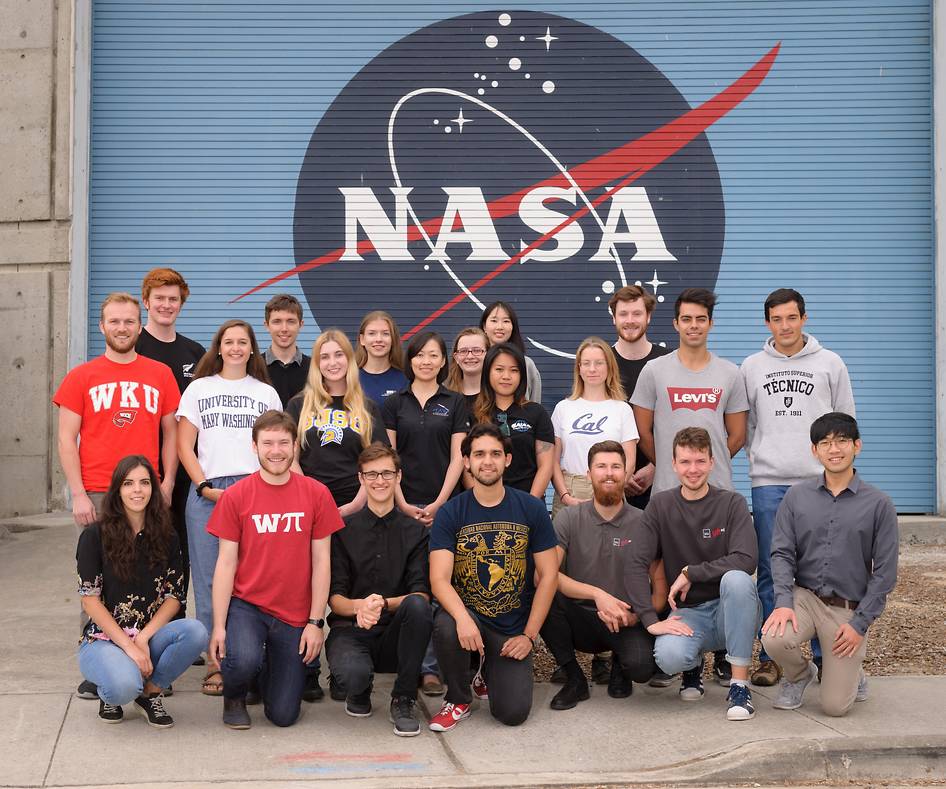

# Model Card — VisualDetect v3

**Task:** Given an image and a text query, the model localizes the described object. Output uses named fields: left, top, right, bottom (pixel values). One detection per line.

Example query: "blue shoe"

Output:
left=726, top=683, right=755, bottom=721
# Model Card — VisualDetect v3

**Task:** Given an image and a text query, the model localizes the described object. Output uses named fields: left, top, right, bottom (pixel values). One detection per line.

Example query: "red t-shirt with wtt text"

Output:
left=207, top=472, right=344, bottom=627
left=52, top=355, right=181, bottom=492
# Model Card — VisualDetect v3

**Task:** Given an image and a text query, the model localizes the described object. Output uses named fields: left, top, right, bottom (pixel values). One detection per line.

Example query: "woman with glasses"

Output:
left=445, top=327, right=489, bottom=408
left=550, top=336, right=638, bottom=518
left=479, top=301, right=542, bottom=404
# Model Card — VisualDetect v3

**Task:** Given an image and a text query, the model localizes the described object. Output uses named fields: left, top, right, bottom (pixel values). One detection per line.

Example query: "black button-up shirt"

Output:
left=771, top=471, right=899, bottom=635
left=328, top=506, right=430, bottom=627
left=264, top=347, right=311, bottom=409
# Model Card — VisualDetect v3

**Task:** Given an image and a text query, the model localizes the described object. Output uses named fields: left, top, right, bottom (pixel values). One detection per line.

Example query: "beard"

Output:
left=471, top=467, right=503, bottom=487
left=592, top=479, right=624, bottom=507
left=259, top=456, right=292, bottom=476
left=617, top=323, right=647, bottom=344
left=104, top=331, right=138, bottom=353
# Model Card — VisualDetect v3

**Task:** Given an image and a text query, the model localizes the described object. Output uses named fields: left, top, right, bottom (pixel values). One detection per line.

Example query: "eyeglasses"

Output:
left=495, top=411, right=510, bottom=437
left=455, top=348, right=486, bottom=357
left=360, top=470, right=397, bottom=480
left=816, top=437, right=854, bottom=450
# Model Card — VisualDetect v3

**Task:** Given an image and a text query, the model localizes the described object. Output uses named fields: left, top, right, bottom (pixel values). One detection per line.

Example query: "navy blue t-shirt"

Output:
left=429, top=487, right=558, bottom=635
left=359, top=367, right=408, bottom=406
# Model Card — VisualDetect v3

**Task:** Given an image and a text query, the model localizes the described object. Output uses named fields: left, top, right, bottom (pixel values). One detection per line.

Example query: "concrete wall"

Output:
left=0, top=0, right=73, bottom=516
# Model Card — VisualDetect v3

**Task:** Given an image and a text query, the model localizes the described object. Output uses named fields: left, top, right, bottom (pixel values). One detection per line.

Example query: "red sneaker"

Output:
left=428, top=701, right=471, bottom=732
left=471, top=669, right=488, bottom=701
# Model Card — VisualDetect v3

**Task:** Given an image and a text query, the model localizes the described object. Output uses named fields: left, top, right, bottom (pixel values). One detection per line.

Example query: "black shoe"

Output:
left=77, top=680, right=98, bottom=700
left=390, top=695, right=421, bottom=737
left=302, top=671, right=324, bottom=703
left=591, top=654, right=611, bottom=685
left=98, top=700, right=123, bottom=723
left=680, top=659, right=705, bottom=701
left=245, top=676, right=261, bottom=706
left=223, top=696, right=251, bottom=729
left=192, top=655, right=206, bottom=667
left=134, top=694, right=174, bottom=728
left=550, top=674, right=590, bottom=710
left=346, top=688, right=372, bottom=717
left=550, top=665, right=567, bottom=684
left=163, top=684, right=173, bottom=697
left=329, top=674, right=346, bottom=701
left=814, top=655, right=823, bottom=683
left=607, top=657, right=632, bottom=699
left=712, top=651, right=732, bottom=686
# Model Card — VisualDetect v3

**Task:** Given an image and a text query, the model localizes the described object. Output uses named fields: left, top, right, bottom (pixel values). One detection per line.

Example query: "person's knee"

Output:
left=222, top=642, right=264, bottom=681
left=720, top=570, right=755, bottom=596
left=400, top=593, right=432, bottom=620
left=335, top=658, right=372, bottom=694
left=616, top=653, right=655, bottom=684
left=178, top=619, right=209, bottom=649
left=98, top=670, right=143, bottom=705
left=761, top=630, right=801, bottom=657
left=492, top=698, right=531, bottom=726
left=654, top=636, right=699, bottom=675
left=821, top=697, right=854, bottom=718
left=265, top=704, right=300, bottom=727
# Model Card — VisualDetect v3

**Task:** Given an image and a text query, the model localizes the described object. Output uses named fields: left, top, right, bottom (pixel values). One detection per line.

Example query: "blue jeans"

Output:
left=221, top=597, right=307, bottom=727
left=653, top=571, right=762, bottom=675
left=752, top=485, right=820, bottom=661
left=78, top=619, right=207, bottom=704
left=185, top=475, right=246, bottom=641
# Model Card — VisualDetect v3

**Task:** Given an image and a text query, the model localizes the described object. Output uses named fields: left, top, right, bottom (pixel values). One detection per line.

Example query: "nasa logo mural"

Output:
left=286, top=10, right=778, bottom=396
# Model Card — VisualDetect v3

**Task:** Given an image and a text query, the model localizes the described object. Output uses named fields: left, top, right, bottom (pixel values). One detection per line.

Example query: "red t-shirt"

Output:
left=206, top=472, right=344, bottom=627
left=52, top=354, right=181, bottom=492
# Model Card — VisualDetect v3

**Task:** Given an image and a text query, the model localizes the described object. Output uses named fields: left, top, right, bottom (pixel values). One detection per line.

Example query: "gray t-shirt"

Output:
left=553, top=500, right=645, bottom=608
left=630, top=351, right=748, bottom=494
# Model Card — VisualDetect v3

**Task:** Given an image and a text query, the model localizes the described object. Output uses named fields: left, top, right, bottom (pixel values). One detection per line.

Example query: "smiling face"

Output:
left=253, top=427, right=296, bottom=476
left=671, top=444, right=714, bottom=493
left=588, top=451, right=625, bottom=506
left=410, top=339, right=445, bottom=383
left=484, top=306, right=513, bottom=345
left=812, top=433, right=861, bottom=476
left=673, top=301, right=713, bottom=350
left=359, top=318, right=393, bottom=361
left=465, top=435, right=511, bottom=487
left=119, top=465, right=153, bottom=515
left=359, top=456, right=400, bottom=508
left=489, top=352, right=521, bottom=399
left=219, top=326, right=252, bottom=369
left=765, top=300, right=808, bottom=356
left=612, top=297, right=651, bottom=344
left=265, top=309, right=303, bottom=352
left=578, top=345, right=608, bottom=387
left=454, top=333, right=488, bottom=375
left=143, top=284, right=183, bottom=328
left=100, top=301, right=142, bottom=353
left=318, top=340, right=348, bottom=387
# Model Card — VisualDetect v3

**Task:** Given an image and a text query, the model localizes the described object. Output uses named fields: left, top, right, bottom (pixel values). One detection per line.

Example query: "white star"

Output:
left=646, top=270, right=667, bottom=294
left=536, top=27, right=558, bottom=51
left=450, top=108, right=473, bottom=134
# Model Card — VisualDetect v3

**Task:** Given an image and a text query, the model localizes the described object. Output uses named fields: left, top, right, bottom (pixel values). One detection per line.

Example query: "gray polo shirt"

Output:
left=553, top=500, right=644, bottom=609
left=771, top=471, right=899, bottom=635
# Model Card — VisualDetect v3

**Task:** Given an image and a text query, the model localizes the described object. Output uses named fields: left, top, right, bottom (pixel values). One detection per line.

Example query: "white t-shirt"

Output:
left=177, top=375, right=282, bottom=479
left=551, top=397, right=639, bottom=474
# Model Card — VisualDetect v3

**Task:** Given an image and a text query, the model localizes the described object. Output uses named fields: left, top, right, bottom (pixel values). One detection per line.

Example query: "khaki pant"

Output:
left=762, top=586, right=867, bottom=717
left=551, top=472, right=594, bottom=520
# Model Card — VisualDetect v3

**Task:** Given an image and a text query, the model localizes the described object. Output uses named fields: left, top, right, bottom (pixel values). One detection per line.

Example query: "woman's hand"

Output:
left=124, top=641, right=153, bottom=678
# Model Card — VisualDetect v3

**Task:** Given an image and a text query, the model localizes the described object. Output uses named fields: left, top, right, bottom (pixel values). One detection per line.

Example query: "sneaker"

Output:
left=726, top=683, right=755, bottom=721
left=607, top=656, right=632, bottom=699
left=390, top=696, right=421, bottom=737
left=428, top=701, right=471, bottom=732
left=591, top=654, right=611, bottom=685
left=163, top=684, right=173, bottom=697
left=223, top=696, right=251, bottom=729
left=856, top=671, right=869, bottom=702
left=98, top=700, right=123, bottom=723
left=648, top=672, right=676, bottom=688
left=712, top=651, right=732, bottom=686
left=550, top=674, right=590, bottom=710
left=550, top=665, right=567, bottom=684
left=77, top=680, right=98, bottom=700
left=345, top=689, right=372, bottom=717
left=192, top=654, right=206, bottom=666
left=329, top=674, right=346, bottom=701
left=814, top=655, right=823, bottom=682
left=302, top=672, right=324, bottom=703
left=421, top=674, right=445, bottom=696
left=680, top=660, right=705, bottom=701
left=134, top=694, right=174, bottom=728
left=751, top=659, right=782, bottom=687
left=773, top=660, right=818, bottom=710
left=471, top=669, right=489, bottom=701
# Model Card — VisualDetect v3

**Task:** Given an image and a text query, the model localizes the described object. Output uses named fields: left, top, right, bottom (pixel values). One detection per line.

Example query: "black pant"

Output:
left=170, top=465, right=190, bottom=618
left=325, top=594, right=432, bottom=700
left=540, top=593, right=657, bottom=683
left=433, top=606, right=533, bottom=726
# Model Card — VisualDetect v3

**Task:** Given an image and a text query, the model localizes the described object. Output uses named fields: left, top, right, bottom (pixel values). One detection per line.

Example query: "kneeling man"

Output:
left=209, top=410, right=344, bottom=728
left=429, top=423, right=559, bottom=730
left=762, top=412, right=897, bottom=717
left=326, top=443, right=433, bottom=736
left=542, top=440, right=666, bottom=710
left=626, top=427, right=761, bottom=721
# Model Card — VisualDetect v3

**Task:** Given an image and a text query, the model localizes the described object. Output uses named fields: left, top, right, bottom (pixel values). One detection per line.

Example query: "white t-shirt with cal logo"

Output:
left=551, top=397, right=639, bottom=475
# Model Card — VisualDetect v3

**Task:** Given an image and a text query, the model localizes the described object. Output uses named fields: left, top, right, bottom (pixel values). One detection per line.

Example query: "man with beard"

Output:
left=208, top=410, right=344, bottom=729
left=428, top=423, right=559, bottom=730
left=540, top=441, right=666, bottom=710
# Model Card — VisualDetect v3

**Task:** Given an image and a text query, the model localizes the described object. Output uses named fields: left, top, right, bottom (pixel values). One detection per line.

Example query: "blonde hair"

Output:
left=297, top=329, right=374, bottom=449
left=568, top=336, right=627, bottom=401
left=99, top=292, right=141, bottom=322
left=355, top=310, right=404, bottom=371
left=445, top=327, right=488, bottom=393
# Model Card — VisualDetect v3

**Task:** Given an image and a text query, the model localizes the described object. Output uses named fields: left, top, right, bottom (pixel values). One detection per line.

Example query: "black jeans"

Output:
left=433, top=606, right=533, bottom=726
left=325, top=594, right=432, bottom=700
left=540, top=593, right=657, bottom=683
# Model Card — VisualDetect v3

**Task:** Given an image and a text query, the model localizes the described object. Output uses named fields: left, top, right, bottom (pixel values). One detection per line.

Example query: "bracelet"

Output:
left=559, top=491, right=570, bottom=501
left=522, top=633, right=536, bottom=648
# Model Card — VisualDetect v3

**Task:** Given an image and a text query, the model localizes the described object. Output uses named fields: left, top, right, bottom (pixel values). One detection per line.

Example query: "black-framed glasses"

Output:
left=495, top=411, right=510, bottom=437
left=360, top=470, right=397, bottom=481
left=455, top=348, right=486, bottom=357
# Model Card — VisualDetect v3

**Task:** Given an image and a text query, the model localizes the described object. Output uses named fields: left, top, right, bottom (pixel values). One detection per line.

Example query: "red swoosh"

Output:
left=232, top=42, right=780, bottom=323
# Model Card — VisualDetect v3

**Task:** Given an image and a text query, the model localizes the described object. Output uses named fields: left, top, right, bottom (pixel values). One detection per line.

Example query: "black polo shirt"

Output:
left=328, top=506, right=430, bottom=628
left=382, top=385, right=469, bottom=505
left=264, top=347, right=311, bottom=409
left=492, top=401, right=554, bottom=493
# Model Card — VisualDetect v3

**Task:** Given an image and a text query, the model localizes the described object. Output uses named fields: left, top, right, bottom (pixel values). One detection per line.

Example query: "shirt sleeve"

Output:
left=162, top=532, right=186, bottom=602
left=534, top=404, right=555, bottom=443
left=329, top=531, right=353, bottom=598
left=849, top=493, right=899, bottom=635
left=76, top=526, right=103, bottom=596
left=367, top=400, right=390, bottom=445
left=686, top=492, right=758, bottom=582
left=53, top=367, right=85, bottom=414
left=629, top=362, right=657, bottom=409
left=159, top=365, right=182, bottom=415
left=402, top=526, right=431, bottom=595
left=285, top=395, right=302, bottom=424
left=206, top=485, right=242, bottom=542
left=176, top=383, right=200, bottom=426
left=552, top=507, right=572, bottom=552
left=381, top=392, right=398, bottom=431
left=311, top=483, right=345, bottom=539
left=619, top=402, right=639, bottom=442
left=551, top=400, right=565, bottom=439
left=451, top=392, right=470, bottom=434
left=624, top=502, right=661, bottom=627
left=429, top=503, right=458, bottom=553
left=770, top=488, right=799, bottom=610
left=525, top=355, right=542, bottom=405
left=724, top=367, right=750, bottom=414
left=528, top=498, right=559, bottom=554
left=266, top=385, right=283, bottom=413
left=832, top=358, right=857, bottom=418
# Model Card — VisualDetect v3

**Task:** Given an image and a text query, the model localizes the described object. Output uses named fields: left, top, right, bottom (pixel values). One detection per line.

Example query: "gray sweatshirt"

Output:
left=740, top=334, right=855, bottom=487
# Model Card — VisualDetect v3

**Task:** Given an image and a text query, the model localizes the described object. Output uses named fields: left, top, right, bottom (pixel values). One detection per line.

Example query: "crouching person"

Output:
left=208, top=410, right=343, bottom=729
left=77, top=456, right=206, bottom=727
left=326, top=443, right=433, bottom=736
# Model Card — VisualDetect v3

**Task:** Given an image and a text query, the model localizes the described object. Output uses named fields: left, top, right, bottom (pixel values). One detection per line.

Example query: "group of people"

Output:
left=55, top=266, right=899, bottom=735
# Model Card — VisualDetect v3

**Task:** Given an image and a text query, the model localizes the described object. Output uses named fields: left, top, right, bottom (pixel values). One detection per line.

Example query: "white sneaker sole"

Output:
left=429, top=709, right=471, bottom=732
left=727, top=707, right=755, bottom=721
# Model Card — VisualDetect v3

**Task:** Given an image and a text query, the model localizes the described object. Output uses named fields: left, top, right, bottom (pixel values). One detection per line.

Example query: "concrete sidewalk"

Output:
left=2, top=521, right=944, bottom=788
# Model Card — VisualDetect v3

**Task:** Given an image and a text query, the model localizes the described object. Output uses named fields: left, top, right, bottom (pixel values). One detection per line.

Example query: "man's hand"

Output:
left=456, top=613, right=484, bottom=655
left=667, top=572, right=692, bottom=610
left=72, top=493, right=96, bottom=527
left=124, top=641, right=153, bottom=677
left=209, top=626, right=227, bottom=664
left=355, top=594, right=384, bottom=630
left=160, top=478, right=174, bottom=506
left=299, top=623, right=324, bottom=663
left=499, top=634, right=533, bottom=661
left=762, top=607, right=798, bottom=638
left=646, top=615, right=694, bottom=637
left=832, top=622, right=864, bottom=658
left=624, top=464, right=656, bottom=496
left=594, top=591, right=633, bottom=633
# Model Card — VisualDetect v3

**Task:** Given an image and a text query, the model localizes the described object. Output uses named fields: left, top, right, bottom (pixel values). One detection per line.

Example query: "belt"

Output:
left=816, top=594, right=859, bottom=610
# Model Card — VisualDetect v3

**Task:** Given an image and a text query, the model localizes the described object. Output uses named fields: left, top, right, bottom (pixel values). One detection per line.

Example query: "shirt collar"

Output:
left=818, top=469, right=861, bottom=495
left=584, top=499, right=629, bottom=528
left=264, top=346, right=304, bottom=366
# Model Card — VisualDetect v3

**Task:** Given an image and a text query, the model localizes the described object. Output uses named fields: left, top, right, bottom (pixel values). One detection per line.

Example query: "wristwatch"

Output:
left=197, top=480, right=214, bottom=497
left=681, top=565, right=690, bottom=579
left=307, top=618, right=325, bottom=628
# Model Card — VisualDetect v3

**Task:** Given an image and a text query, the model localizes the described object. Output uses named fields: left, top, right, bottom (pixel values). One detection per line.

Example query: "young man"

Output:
left=741, top=288, right=856, bottom=686
left=262, top=294, right=310, bottom=408
left=541, top=440, right=665, bottom=711
left=428, top=423, right=559, bottom=730
left=631, top=287, right=749, bottom=685
left=326, top=443, right=433, bottom=736
left=762, top=413, right=897, bottom=717
left=625, top=427, right=761, bottom=722
left=208, top=410, right=343, bottom=729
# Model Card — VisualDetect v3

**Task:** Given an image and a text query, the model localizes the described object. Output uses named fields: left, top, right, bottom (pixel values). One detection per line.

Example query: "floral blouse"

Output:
left=76, top=523, right=185, bottom=644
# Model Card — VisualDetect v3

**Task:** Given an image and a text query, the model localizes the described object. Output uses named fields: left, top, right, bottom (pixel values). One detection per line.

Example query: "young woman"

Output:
left=479, top=300, right=542, bottom=404
left=77, top=455, right=207, bottom=727
left=472, top=342, right=555, bottom=498
left=445, top=327, right=489, bottom=408
left=356, top=310, right=408, bottom=405
left=287, top=329, right=386, bottom=517
left=176, top=319, right=281, bottom=695
left=550, top=336, right=638, bottom=518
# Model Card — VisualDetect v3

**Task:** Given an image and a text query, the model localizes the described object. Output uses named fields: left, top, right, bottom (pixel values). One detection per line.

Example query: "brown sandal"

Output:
left=201, top=669, right=224, bottom=696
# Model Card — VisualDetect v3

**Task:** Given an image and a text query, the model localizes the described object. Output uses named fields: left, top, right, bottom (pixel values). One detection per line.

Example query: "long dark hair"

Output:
left=479, top=301, right=526, bottom=354
left=473, top=342, right=528, bottom=425
left=99, top=456, right=174, bottom=583
left=194, top=319, right=272, bottom=384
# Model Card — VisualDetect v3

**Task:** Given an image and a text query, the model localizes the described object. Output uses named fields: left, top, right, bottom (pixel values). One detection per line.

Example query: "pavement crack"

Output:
left=42, top=693, right=72, bottom=787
